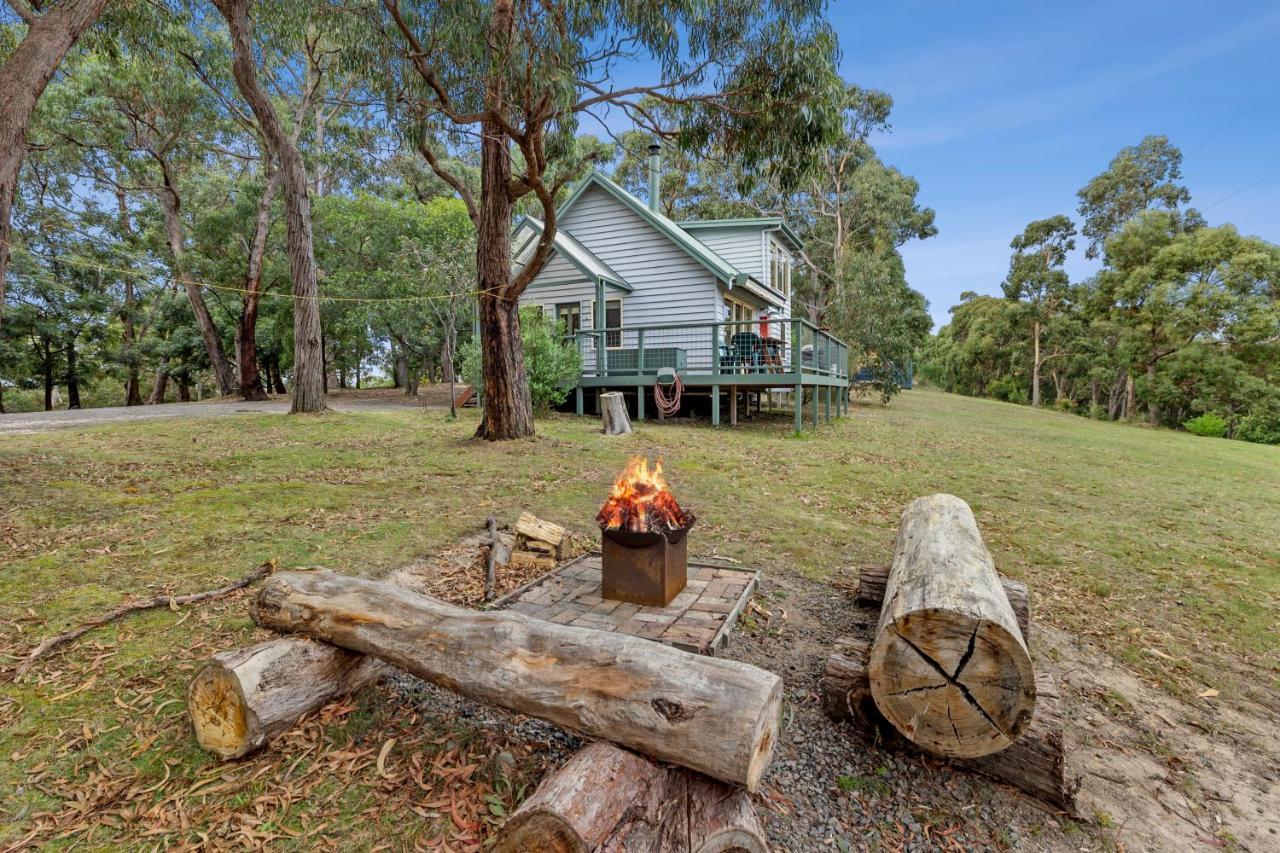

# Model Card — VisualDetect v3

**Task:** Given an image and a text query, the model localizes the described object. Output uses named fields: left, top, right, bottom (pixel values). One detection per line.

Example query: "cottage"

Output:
left=514, top=144, right=848, bottom=429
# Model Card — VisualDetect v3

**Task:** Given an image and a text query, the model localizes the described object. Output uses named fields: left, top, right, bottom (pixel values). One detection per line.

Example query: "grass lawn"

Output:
left=2, top=387, right=1277, bottom=847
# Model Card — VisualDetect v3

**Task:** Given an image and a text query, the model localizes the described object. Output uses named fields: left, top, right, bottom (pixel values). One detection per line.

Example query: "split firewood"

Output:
left=251, top=571, right=782, bottom=789
left=12, top=561, right=274, bottom=682
left=515, top=511, right=567, bottom=558
left=509, top=550, right=557, bottom=574
left=823, top=637, right=1078, bottom=812
left=492, top=741, right=767, bottom=853
left=189, top=637, right=386, bottom=759
left=855, top=562, right=1031, bottom=641
left=869, top=494, right=1036, bottom=759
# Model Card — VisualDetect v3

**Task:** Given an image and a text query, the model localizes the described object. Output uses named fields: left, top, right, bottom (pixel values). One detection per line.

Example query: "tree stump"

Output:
left=251, top=571, right=782, bottom=789
left=601, top=391, right=632, bottom=435
left=492, top=742, right=767, bottom=853
left=869, top=494, right=1036, bottom=759
left=188, top=637, right=386, bottom=759
left=823, top=637, right=1078, bottom=812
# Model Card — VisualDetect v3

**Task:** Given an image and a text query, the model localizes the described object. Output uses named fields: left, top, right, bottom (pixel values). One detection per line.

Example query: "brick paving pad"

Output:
left=490, top=553, right=758, bottom=655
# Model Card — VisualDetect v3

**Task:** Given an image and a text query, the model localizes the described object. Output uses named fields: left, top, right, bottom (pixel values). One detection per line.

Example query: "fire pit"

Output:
left=596, top=456, right=695, bottom=607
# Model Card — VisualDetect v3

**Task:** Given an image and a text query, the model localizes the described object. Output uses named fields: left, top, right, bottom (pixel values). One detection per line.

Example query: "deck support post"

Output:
left=575, top=387, right=583, bottom=416
left=711, top=384, right=720, bottom=426
left=824, top=386, right=831, bottom=423
left=794, top=385, right=803, bottom=432
left=637, top=387, right=645, bottom=421
left=730, top=385, right=738, bottom=427
left=811, top=383, right=819, bottom=429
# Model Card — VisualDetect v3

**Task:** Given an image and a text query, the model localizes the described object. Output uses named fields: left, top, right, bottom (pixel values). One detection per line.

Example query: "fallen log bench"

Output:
left=823, top=637, right=1078, bottom=812
left=869, top=494, right=1036, bottom=759
left=189, top=637, right=386, bottom=759
left=250, top=570, right=783, bottom=790
left=492, top=741, right=767, bottom=853
left=855, top=562, right=1031, bottom=641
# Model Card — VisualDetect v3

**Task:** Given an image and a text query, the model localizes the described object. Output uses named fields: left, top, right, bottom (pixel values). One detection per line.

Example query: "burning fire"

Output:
left=596, top=456, right=689, bottom=533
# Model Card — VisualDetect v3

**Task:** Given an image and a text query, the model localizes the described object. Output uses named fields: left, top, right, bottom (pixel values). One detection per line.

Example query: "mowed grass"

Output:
left=1, top=387, right=1277, bottom=846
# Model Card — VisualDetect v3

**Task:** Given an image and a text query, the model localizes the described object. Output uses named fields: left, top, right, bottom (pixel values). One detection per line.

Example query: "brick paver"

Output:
left=495, top=554, right=757, bottom=655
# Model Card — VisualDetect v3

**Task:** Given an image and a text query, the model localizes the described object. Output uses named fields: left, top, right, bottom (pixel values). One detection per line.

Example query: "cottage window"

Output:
left=724, top=295, right=754, bottom=343
left=555, top=302, right=581, bottom=337
left=590, top=298, right=623, bottom=348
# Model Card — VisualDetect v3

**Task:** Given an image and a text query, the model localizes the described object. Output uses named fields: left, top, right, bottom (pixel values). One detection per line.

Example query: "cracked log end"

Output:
left=189, top=664, right=252, bottom=759
left=870, top=609, right=1036, bottom=758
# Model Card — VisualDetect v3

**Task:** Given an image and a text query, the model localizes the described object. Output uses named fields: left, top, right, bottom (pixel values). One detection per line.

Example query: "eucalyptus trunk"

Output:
left=159, top=185, right=237, bottom=395
left=65, top=335, right=81, bottom=409
left=1146, top=361, right=1160, bottom=426
left=217, top=0, right=325, bottom=413
left=148, top=361, right=170, bottom=404
left=237, top=169, right=279, bottom=402
left=0, top=0, right=110, bottom=322
left=474, top=118, right=534, bottom=440
left=1030, top=319, right=1042, bottom=407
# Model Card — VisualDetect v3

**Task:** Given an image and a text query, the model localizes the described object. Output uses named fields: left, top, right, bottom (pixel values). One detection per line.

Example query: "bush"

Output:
left=459, top=307, right=582, bottom=413
left=1055, top=398, right=1075, bottom=412
left=1183, top=412, right=1228, bottom=438
left=1087, top=403, right=1108, bottom=420
left=988, top=375, right=1028, bottom=405
left=1236, top=412, right=1280, bottom=445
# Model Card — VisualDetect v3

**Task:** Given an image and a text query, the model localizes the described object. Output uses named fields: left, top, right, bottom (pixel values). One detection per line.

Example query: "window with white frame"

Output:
left=589, top=298, right=622, bottom=348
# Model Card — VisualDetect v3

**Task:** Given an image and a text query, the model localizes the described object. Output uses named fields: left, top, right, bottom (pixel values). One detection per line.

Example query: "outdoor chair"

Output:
left=722, top=332, right=762, bottom=373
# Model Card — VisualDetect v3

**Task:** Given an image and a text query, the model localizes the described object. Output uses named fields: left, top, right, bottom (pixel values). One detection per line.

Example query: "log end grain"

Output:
left=870, top=609, right=1036, bottom=758
left=189, top=663, right=252, bottom=759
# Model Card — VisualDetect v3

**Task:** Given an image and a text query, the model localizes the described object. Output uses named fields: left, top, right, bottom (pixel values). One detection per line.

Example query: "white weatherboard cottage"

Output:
left=511, top=144, right=848, bottom=429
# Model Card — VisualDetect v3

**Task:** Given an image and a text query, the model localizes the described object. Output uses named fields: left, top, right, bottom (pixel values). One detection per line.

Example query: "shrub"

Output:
left=1236, top=412, right=1280, bottom=445
left=1055, top=398, right=1075, bottom=412
left=459, top=307, right=582, bottom=413
left=988, top=375, right=1028, bottom=405
left=1183, top=412, right=1228, bottom=438
left=1087, top=403, right=1108, bottom=420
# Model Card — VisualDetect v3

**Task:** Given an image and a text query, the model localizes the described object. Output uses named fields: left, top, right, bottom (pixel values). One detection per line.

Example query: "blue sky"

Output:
left=832, top=0, right=1280, bottom=328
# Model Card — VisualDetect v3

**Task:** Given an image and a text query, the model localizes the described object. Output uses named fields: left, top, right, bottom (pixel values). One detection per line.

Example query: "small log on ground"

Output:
left=823, top=637, right=1078, bottom=812
left=856, top=563, right=1031, bottom=641
left=252, top=571, right=782, bottom=790
left=492, top=742, right=766, bottom=853
left=189, top=637, right=386, bottom=759
left=601, top=391, right=633, bottom=435
left=869, top=494, right=1036, bottom=759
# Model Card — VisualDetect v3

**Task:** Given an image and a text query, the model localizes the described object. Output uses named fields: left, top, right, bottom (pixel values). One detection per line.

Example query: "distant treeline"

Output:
left=919, top=136, right=1279, bottom=445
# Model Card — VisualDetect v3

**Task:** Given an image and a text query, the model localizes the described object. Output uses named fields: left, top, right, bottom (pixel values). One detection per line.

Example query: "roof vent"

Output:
left=648, top=142, right=661, bottom=214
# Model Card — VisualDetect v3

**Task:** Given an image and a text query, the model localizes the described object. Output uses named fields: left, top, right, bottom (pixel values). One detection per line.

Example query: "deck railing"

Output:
left=570, top=318, right=848, bottom=382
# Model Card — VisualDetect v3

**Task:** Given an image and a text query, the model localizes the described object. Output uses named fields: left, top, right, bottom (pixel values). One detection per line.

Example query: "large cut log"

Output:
left=252, top=571, right=782, bottom=789
left=823, top=637, right=1078, bottom=812
left=492, top=742, right=767, bottom=853
left=600, top=391, right=633, bottom=435
left=856, top=563, right=1031, bottom=641
left=188, top=637, right=386, bottom=759
left=869, top=494, right=1036, bottom=759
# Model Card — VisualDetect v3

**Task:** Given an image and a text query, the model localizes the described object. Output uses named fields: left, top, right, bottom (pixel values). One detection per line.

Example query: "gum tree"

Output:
left=371, top=0, right=844, bottom=440
left=1002, top=215, right=1076, bottom=407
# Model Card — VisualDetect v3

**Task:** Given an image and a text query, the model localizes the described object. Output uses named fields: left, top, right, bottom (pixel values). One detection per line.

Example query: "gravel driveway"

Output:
left=0, top=394, right=441, bottom=434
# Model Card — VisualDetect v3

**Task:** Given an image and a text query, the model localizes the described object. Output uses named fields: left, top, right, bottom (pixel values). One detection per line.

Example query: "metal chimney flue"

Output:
left=647, top=142, right=661, bottom=213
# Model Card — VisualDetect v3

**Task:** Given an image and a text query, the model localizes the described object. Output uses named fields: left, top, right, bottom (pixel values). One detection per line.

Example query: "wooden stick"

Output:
left=251, top=570, right=783, bottom=789
left=12, top=561, right=274, bottom=682
left=483, top=515, right=499, bottom=601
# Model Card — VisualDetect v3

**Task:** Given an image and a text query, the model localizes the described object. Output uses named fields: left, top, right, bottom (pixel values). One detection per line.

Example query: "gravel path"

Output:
left=390, top=565, right=1089, bottom=852
left=0, top=392, right=444, bottom=434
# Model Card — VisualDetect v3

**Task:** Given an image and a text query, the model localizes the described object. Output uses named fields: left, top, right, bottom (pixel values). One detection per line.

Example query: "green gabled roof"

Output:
left=512, top=214, right=632, bottom=292
left=557, top=171, right=750, bottom=288
left=678, top=217, right=805, bottom=251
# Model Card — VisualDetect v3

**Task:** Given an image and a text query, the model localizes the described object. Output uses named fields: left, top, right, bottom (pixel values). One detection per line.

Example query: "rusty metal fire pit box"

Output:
left=600, top=517, right=695, bottom=607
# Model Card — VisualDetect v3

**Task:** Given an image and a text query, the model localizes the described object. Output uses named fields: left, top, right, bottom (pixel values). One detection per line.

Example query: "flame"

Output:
left=596, top=456, right=688, bottom=533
